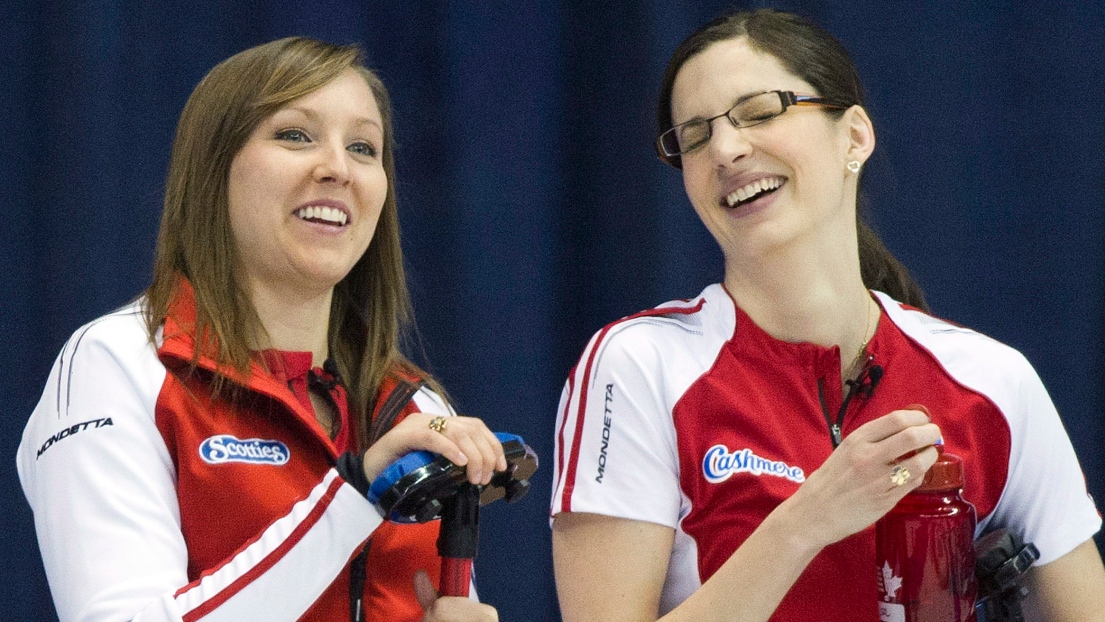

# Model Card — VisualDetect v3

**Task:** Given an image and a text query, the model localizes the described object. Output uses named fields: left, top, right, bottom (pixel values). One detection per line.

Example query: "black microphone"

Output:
left=311, top=358, right=342, bottom=391
left=859, top=364, right=884, bottom=398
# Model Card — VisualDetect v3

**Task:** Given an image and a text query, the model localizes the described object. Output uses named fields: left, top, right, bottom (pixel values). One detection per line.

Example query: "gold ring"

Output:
left=890, top=464, right=911, bottom=487
left=428, top=416, right=448, bottom=434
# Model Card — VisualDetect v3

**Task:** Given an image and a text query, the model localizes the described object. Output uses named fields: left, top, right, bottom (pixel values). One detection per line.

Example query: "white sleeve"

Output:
left=412, top=385, right=457, bottom=417
left=551, top=324, right=683, bottom=528
left=17, top=312, right=383, bottom=622
left=979, top=356, right=1101, bottom=564
left=877, top=294, right=1102, bottom=564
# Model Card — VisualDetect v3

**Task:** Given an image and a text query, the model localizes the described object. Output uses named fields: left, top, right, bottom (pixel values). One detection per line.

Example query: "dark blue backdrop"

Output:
left=3, top=2, right=1102, bottom=620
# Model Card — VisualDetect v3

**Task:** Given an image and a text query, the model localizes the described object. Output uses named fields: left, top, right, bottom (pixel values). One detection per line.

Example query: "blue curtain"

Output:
left=2, top=1, right=1102, bottom=619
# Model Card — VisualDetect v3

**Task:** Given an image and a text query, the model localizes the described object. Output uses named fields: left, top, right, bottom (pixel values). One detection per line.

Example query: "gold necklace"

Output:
left=846, top=297, right=873, bottom=374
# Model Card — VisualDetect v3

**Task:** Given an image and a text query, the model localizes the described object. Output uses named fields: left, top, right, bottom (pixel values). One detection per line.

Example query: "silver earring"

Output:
left=847, top=160, right=862, bottom=174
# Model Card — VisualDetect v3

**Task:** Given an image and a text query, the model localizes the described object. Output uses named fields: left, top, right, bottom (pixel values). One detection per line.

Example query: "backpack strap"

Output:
left=350, top=376, right=425, bottom=622
left=367, top=378, right=424, bottom=445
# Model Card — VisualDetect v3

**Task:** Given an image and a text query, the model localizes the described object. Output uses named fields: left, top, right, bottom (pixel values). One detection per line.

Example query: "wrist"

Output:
left=361, top=445, right=391, bottom=483
left=762, top=496, right=830, bottom=559
left=335, top=451, right=371, bottom=497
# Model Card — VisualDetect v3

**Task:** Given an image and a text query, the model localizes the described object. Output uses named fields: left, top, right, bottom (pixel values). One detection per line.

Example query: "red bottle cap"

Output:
left=917, top=445, right=965, bottom=492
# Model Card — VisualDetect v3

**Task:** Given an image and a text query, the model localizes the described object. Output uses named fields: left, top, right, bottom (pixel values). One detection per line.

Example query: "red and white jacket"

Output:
left=18, top=282, right=455, bottom=621
left=552, top=284, right=1100, bottom=621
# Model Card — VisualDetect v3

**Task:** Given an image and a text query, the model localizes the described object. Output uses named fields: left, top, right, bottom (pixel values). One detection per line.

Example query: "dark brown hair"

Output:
left=145, top=37, right=437, bottom=450
left=657, top=9, right=928, bottom=310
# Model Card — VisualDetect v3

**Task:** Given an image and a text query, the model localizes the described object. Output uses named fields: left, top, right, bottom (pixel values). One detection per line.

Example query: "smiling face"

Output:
left=227, top=68, right=388, bottom=301
left=671, top=37, right=871, bottom=263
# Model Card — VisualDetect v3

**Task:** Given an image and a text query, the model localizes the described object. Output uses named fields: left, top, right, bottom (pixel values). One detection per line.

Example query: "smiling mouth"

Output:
left=295, top=205, right=349, bottom=226
left=724, top=176, right=784, bottom=208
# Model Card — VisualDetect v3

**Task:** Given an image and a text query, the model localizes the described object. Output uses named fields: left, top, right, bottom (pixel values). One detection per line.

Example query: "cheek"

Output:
left=226, top=156, right=277, bottom=253
left=681, top=160, right=712, bottom=205
left=227, top=153, right=268, bottom=223
left=226, top=198, right=261, bottom=259
left=359, top=168, right=389, bottom=217
left=681, top=169, right=723, bottom=233
left=226, top=179, right=251, bottom=240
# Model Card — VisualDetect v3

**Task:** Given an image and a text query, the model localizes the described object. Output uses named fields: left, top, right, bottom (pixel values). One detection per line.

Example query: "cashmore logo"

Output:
left=199, top=435, right=290, bottom=466
left=701, top=444, right=805, bottom=484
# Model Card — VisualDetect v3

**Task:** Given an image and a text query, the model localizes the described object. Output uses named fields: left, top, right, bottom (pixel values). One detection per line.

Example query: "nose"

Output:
left=313, top=143, right=350, bottom=185
left=708, top=119, right=753, bottom=167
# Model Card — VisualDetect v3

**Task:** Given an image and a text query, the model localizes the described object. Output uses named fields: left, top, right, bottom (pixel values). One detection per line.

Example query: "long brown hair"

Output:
left=657, top=9, right=929, bottom=310
left=145, top=37, right=436, bottom=450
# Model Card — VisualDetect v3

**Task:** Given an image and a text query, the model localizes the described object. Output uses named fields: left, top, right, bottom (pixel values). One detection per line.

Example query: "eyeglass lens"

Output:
left=664, top=91, right=786, bottom=156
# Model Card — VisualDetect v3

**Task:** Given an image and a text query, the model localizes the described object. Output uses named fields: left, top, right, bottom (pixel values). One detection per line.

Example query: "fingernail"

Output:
left=905, top=403, right=931, bottom=419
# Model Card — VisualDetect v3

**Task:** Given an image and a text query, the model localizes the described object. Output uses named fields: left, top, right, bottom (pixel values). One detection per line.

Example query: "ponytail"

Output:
left=858, top=219, right=929, bottom=312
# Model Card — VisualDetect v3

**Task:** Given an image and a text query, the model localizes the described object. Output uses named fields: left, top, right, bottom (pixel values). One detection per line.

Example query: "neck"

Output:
left=246, top=280, right=334, bottom=367
left=723, top=229, right=877, bottom=378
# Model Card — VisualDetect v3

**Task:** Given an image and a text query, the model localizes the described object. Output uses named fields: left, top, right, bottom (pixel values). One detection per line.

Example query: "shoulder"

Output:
left=581, top=284, right=734, bottom=376
left=31, top=300, right=165, bottom=421
left=56, top=300, right=160, bottom=371
left=19, top=300, right=171, bottom=496
left=558, top=285, right=736, bottom=425
left=62, top=300, right=154, bottom=352
left=878, top=293, right=1030, bottom=367
left=875, top=292, right=1039, bottom=399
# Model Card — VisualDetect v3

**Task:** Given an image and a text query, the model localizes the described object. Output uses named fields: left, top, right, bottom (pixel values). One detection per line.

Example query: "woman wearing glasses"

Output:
left=551, top=9, right=1105, bottom=621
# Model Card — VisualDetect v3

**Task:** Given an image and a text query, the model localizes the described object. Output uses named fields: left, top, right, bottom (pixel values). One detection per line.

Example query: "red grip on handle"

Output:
left=439, top=556, right=472, bottom=597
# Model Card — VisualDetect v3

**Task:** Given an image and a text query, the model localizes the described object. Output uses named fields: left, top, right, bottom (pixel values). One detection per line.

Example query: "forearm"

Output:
left=554, top=508, right=824, bottom=622
left=1023, top=539, right=1105, bottom=622
left=32, top=460, right=380, bottom=622
left=18, top=330, right=383, bottom=621
left=660, top=504, right=822, bottom=622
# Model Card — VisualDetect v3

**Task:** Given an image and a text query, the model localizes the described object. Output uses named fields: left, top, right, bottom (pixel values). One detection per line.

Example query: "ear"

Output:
left=843, top=105, right=876, bottom=166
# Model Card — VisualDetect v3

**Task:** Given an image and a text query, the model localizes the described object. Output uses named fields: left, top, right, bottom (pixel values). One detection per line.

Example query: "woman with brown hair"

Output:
left=19, top=37, right=501, bottom=622
left=551, top=8, right=1105, bottom=622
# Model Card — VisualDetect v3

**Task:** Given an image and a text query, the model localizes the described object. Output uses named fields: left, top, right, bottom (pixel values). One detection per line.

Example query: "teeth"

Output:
left=725, top=177, right=783, bottom=207
left=295, top=205, right=348, bottom=225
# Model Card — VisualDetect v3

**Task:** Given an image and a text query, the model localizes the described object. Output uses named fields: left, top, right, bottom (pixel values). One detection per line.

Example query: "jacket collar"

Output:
left=157, top=278, right=339, bottom=455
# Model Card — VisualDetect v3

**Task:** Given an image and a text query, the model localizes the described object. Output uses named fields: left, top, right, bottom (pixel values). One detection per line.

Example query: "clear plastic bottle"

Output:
left=876, top=446, right=978, bottom=622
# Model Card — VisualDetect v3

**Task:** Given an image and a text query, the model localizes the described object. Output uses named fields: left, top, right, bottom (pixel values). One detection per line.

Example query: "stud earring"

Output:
left=847, top=160, right=862, bottom=174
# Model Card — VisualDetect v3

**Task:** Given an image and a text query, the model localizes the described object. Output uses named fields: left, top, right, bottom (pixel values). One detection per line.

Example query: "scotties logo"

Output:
left=199, top=435, right=290, bottom=466
left=702, top=444, right=805, bottom=484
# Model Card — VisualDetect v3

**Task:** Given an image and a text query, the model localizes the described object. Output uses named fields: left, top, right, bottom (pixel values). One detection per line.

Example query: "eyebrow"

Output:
left=277, top=106, right=382, bottom=131
left=676, top=89, right=770, bottom=125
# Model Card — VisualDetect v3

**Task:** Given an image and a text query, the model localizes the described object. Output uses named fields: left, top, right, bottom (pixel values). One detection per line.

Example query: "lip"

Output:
left=292, top=199, right=352, bottom=225
left=716, top=172, right=787, bottom=209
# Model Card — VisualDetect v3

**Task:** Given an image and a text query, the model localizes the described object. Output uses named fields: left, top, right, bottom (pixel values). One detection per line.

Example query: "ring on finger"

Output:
left=428, top=416, right=448, bottom=434
left=890, top=464, right=911, bottom=487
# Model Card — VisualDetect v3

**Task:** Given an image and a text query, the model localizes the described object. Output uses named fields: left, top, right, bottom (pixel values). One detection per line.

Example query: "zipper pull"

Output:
left=349, top=544, right=369, bottom=622
left=830, top=424, right=843, bottom=448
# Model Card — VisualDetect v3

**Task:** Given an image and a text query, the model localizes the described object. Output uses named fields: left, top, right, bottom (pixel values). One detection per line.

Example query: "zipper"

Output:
left=349, top=542, right=369, bottom=622
left=820, top=355, right=876, bottom=449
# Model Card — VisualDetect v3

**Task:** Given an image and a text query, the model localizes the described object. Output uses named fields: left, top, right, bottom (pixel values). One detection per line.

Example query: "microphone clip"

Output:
left=856, top=363, right=884, bottom=398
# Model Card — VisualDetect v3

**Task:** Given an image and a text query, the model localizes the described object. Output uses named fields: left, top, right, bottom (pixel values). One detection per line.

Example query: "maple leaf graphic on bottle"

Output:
left=879, top=561, right=903, bottom=600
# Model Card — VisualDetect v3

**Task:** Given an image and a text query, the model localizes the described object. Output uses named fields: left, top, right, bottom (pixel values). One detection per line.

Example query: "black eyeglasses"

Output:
left=656, top=90, right=849, bottom=168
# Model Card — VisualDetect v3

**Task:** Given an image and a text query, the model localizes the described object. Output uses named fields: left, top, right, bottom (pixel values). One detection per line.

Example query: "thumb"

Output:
left=413, top=568, right=438, bottom=612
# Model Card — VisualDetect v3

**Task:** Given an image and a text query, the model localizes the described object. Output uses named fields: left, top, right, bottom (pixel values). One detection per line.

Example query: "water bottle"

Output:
left=876, top=445, right=978, bottom=621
